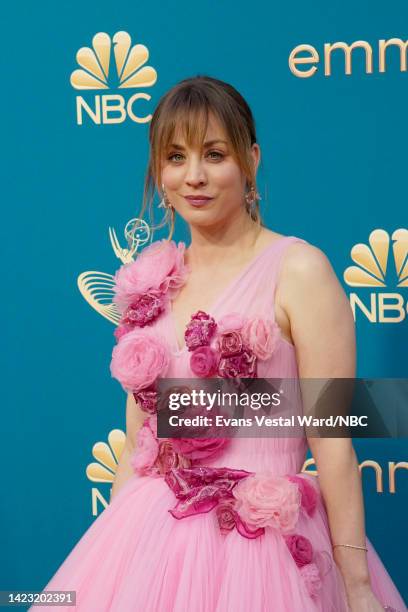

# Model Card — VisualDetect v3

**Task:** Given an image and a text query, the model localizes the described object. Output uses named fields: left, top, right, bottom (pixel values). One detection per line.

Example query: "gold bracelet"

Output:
left=332, top=543, right=368, bottom=551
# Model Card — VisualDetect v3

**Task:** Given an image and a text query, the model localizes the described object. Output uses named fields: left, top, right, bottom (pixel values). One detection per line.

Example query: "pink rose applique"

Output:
left=287, top=474, right=318, bottom=517
left=284, top=534, right=314, bottom=567
left=123, top=291, right=167, bottom=328
left=241, top=316, right=281, bottom=360
left=218, top=330, right=244, bottom=357
left=171, top=437, right=229, bottom=461
left=130, top=416, right=159, bottom=476
left=155, top=440, right=192, bottom=475
left=216, top=498, right=237, bottom=535
left=232, top=473, right=301, bottom=533
left=299, top=562, right=322, bottom=599
left=184, top=311, right=217, bottom=350
left=190, top=346, right=219, bottom=377
left=110, top=329, right=170, bottom=393
left=218, top=349, right=257, bottom=378
left=133, top=386, right=157, bottom=414
left=113, top=240, right=189, bottom=312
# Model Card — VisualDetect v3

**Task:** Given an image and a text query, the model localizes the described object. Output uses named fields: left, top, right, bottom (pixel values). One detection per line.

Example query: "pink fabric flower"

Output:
left=133, top=387, right=157, bottom=414
left=218, top=349, right=257, bottom=378
left=299, top=562, right=322, bottom=599
left=216, top=498, right=237, bottom=535
left=130, top=416, right=159, bottom=476
left=155, top=440, right=192, bottom=475
left=110, top=329, right=170, bottom=393
left=184, top=311, right=217, bottom=350
left=287, top=475, right=318, bottom=517
left=217, top=313, right=246, bottom=333
left=218, top=331, right=244, bottom=357
left=171, top=437, right=229, bottom=461
left=113, top=240, right=189, bottom=312
left=232, top=473, right=301, bottom=533
left=241, top=316, right=281, bottom=360
left=285, top=534, right=314, bottom=567
left=190, top=346, right=218, bottom=377
left=123, top=291, right=167, bottom=327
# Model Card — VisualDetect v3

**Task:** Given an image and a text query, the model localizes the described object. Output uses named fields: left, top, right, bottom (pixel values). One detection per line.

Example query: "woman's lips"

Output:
left=184, top=196, right=214, bottom=207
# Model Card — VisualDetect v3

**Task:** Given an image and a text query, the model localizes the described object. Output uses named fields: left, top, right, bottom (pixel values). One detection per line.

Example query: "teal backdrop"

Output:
left=2, top=0, right=407, bottom=606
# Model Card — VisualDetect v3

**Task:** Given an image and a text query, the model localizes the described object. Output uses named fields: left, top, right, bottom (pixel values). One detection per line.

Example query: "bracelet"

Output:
left=332, top=543, right=368, bottom=551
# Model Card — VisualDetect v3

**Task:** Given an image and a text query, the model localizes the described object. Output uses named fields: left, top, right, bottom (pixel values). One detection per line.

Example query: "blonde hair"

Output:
left=139, top=75, right=263, bottom=241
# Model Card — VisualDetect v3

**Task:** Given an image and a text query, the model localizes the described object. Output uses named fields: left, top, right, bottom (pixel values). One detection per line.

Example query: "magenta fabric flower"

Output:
left=218, top=349, right=257, bottom=378
left=241, top=316, right=281, bottom=360
left=123, top=291, right=167, bottom=328
left=218, top=331, right=244, bottom=357
left=288, top=475, right=318, bottom=517
left=113, top=240, right=189, bottom=312
left=190, top=346, right=219, bottom=377
left=232, top=473, right=301, bottom=533
left=217, top=313, right=246, bottom=333
left=171, top=437, right=229, bottom=461
left=299, top=562, right=322, bottom=598
left=130, top=416, right=159, bottom=476
left=155, top=440, right=192, bottom=475
left=184, top=311, right=217, bottom=350
left=110, top=329, right=170, bottom=393
left=285, top=534, right=314, bottom=567
left=216, top=498, right=237, bottom=535
left=133, top=387, right=158, bottom=414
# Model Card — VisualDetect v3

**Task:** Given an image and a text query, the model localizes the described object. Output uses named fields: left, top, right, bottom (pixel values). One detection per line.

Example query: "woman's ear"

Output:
left=251, top=143, right=261, bottom=173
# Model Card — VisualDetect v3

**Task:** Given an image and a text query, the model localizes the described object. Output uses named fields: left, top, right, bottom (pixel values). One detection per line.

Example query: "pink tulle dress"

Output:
left=30, top=236, right=407, bottom=612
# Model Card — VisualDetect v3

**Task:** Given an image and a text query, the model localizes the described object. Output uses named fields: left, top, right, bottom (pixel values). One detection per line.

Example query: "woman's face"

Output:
left=160, top=113, right=260, bottom=228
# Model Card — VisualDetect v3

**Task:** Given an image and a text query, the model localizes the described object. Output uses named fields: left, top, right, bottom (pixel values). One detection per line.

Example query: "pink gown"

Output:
left=31, top=236, right=407, bottom=612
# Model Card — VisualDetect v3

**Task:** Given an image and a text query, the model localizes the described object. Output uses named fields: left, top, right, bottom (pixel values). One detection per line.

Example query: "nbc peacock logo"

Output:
left=343, top=228, right=408, bottom=323
left=86, top=429, right=126, bottom=515
left=70, top=31, right=158, bottom=126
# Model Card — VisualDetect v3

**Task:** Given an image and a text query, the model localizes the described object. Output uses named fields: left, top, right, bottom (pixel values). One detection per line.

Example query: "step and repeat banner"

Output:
left=2, top=0, right=407, bottom=604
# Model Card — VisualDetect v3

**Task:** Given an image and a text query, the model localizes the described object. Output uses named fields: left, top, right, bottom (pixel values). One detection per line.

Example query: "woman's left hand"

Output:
left=347, top=583, right=390, bottom=611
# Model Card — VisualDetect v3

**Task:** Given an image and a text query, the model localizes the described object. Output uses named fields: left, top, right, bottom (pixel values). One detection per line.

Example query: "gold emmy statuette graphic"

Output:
left=77, top=218, right=150, bottom=324
left=344, top=228, right=408, bottom=288
left=70, top=31, right=157, bottom=90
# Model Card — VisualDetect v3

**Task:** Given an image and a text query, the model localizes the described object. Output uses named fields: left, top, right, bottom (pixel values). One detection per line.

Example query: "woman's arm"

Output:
left=110, top=393, right=146, bottom=502
left=277, top=243, right=384, bottom=611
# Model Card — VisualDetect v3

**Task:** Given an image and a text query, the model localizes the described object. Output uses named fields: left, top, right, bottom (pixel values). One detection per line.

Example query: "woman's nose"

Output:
left=184, top=159, right=207, bottom=186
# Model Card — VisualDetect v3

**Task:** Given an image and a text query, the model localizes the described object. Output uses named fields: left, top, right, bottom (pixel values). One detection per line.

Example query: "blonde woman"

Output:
left=31, top=76, right=406, bottom=612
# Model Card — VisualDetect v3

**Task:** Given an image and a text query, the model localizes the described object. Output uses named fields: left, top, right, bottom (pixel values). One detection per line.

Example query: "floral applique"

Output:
left=185, top=310, right=281, bottom=380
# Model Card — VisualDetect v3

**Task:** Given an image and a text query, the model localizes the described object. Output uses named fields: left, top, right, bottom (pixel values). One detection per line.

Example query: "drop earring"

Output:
left=244, top=183, right=262, bottom=210
left=158, top=183, right=172, bottom=209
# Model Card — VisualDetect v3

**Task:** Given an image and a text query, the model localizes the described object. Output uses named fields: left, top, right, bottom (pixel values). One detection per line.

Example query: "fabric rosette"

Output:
left=112, top=240, right=189, bottom=340
left=170, top=437, right=230, bottom=461
left=110, top=328, right=170, bottom=393
left=131, top=416, right=192, bottom=477
left=184, top=311, right=217, bottom=351
left=232, top=472, right=301, bottom=533
left=113, top=240, right=189, bottom=312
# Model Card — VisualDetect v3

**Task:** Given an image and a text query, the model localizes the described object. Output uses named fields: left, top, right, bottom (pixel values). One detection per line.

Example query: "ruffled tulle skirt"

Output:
left=29, top=471, right=407, bottom=612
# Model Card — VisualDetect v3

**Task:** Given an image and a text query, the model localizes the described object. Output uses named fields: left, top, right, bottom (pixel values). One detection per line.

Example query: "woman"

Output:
left=31, top=76, right=406, bottom=611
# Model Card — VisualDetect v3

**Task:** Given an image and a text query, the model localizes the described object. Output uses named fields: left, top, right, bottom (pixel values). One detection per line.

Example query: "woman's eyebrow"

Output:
left=168, top=139, right=228, bottom=150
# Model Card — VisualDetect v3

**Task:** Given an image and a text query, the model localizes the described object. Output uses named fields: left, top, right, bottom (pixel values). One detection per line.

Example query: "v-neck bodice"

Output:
left=154, top=235, right=306, bottom=378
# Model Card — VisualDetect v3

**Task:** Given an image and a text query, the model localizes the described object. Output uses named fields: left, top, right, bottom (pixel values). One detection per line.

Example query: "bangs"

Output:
left=158, top=99, right=211, bottom=155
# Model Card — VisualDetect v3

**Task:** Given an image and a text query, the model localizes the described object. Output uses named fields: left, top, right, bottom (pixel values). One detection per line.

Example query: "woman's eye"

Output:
left=168, top=153, right=184, bottom=162
left=207, top=150, right=224, bottom=160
